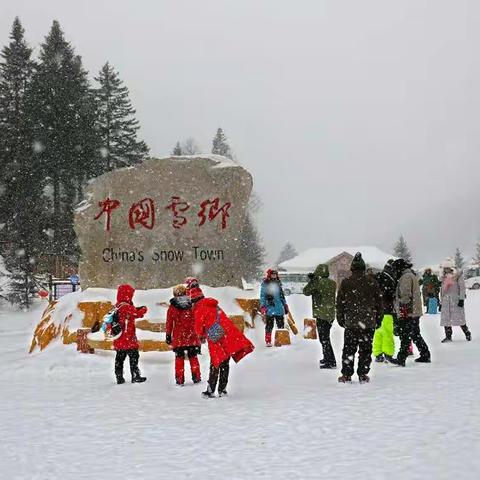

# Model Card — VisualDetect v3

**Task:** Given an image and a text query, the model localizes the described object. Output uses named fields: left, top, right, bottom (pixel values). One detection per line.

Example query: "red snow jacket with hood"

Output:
left=166, top=295, right=200, bottom=349
left=113, top=284, right=147, bottom=351
left=193, top=297, right=254, bottom=368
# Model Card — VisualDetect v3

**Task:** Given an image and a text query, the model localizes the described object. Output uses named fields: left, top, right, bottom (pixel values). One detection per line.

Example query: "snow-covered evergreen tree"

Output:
left=474, top=240, right=480, bottom=265
left=94, top=62, right=148, bottom=170
left=27, top=21, right=100, bottom=255
left=393, top=234, right=413, bottom=263
left=454, top=247, right=465, bottom=270
left=172, top=141, right=183, bottom=156
left=276, top=242, right=298, bottom=266
left=212, top=127, right=232, bottom=158
left=0, top=17, right=47, bottom=308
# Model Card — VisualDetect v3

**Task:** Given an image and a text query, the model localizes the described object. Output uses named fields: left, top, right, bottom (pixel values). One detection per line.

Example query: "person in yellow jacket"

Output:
left=372, top=260, right=397, bottom=362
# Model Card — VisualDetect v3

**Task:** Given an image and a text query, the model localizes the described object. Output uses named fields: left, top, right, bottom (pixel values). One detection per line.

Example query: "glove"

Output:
left=307, top=273, right=315, bottom=280
left=165, top=334, right=172, bottom=345
left=399, top=304, right=410, bottom=319
left=284, top=304, right=289, bottom=315
left=438, top=304, right=442, bottom=312
left=458, top=299, right=464, bottom=308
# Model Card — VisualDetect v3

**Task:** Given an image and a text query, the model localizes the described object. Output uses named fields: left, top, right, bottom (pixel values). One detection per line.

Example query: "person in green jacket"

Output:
left=303, top=264, right=337, bottom=369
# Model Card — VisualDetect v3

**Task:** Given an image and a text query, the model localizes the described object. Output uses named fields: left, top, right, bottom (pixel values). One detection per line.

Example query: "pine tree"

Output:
left=276, top=242, right=298, bottom=266
left=94, top=62, right=148, bottom=171
left=236, top=214, right=265, bottom=281
left=172, top=141, right=182, bottom=156
left=454, top=247, right=464, bottom=270
left=211, top=127, right=232, bottom=158
left=27, top=21, right=101, bottom=255
left=393, top=235, right=413, bottom=263
left=0, top=18, right=48, bottom=307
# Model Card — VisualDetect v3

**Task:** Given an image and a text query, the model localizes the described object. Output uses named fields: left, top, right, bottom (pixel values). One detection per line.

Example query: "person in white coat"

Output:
left=440, top=259, right=472, bottom=343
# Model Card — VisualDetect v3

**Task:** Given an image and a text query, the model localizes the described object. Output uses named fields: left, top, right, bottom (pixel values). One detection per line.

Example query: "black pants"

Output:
left=207, top=359, right=230, bottom=393
left=265, top=315, right=285, bottom=333
left=444, top=325, right=470, bottom=339
left=316, top=318, right=336, bottom=366
left=397, top=317, right=430, bottom=363
left=115, top=349, right=140, bottom=378
left=173, top=346, right=201, bottom=358
left=341, top=327, right=375, bottom=377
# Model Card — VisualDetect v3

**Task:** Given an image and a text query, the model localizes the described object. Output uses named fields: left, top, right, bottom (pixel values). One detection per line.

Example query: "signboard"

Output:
left=74, top=156, right=253, bottom=289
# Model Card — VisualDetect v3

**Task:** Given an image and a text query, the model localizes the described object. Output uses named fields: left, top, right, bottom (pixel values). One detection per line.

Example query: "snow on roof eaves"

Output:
left=279, top=246, right=396, bottom=271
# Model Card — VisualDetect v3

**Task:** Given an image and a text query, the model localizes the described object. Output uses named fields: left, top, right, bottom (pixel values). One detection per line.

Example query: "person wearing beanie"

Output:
left=191, top=281, right=254, bottom=398
left=439, top=261, right=471, bottom=342
left=372, top=260, right=398, bottom=363
left=260, top=269, right=289, bottom=347
left=336, top=253, right=383, bottom=383
left=303, top=264, right=337, bottom=369
left=391, top=259, right=431, bottom=366
left=166, top=284, right=202, bottom=385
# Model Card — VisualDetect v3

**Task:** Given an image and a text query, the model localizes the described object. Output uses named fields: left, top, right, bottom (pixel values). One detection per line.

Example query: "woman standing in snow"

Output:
left=187, top=280, right=254, bottom=398
left=439, top=260, right=472, bottom=342
left=260, top=269, right=289, bottom=347
left=166, top=284, right=201, bottom=385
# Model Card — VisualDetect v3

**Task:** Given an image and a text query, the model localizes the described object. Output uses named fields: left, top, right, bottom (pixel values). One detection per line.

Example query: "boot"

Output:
left=465, top=331, right=472, bottom=341
left=358, top=374, right=370, bottom=384
left=218, top=390, right=228, bottom=397
left=384, top=355, right=394, bottom=363
left=189, top=356, right=201, bottom=383
left=375, top=354, right=385, bottom=363
left=175, top=356, right=185, bottom=385
left=338, top=375, right=352, bottom=383
left=320, top=363, right=336, bottom=369
left=390, top=357, right=405, bottom=367
left=202, top=386, right=215, bottom=399
left=441, top=337, right=452, bottom=343
left=131, top=369, right=147, bottom=383
left=442, top=327, right=453, bottom=343
left=319, top=359, right=326, bottom=365
left=265, top=332, right=272, bottom=347
left=116, top=375, right=125, bottom=384
left=414, top=356, right=431, bottom=363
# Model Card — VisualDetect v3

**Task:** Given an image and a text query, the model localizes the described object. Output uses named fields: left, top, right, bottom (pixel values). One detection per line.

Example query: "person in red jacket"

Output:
left=166, top=284, right=201, bottom=385
left=188, top=281, right=254, bottom=398
left=113, top=284, right=148, bottom=384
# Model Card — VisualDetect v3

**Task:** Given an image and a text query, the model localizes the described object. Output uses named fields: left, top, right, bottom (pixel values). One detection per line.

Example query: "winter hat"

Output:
left=266, top=269, right=278, bottom=279
left=173, top=284, right=187, bottom=297
left=185, top=277, right=199, bottom=289
left=441, top=258, right=455, bottom=270
left=350, top=253, right=366, bottom=272
left=188, top=286, right=204, bottom=303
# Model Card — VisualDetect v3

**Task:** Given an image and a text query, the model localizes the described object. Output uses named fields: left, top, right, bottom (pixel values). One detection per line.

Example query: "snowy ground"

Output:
left=1, top=292, right=479, bottom=480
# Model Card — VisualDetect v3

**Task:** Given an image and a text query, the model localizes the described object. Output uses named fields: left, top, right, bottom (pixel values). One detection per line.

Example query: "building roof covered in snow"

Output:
left=279, top=246, right=396, bottom=272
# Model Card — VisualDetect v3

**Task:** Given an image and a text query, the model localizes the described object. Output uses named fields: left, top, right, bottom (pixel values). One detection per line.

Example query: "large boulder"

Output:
left=74, top=155, right=252, bottom=289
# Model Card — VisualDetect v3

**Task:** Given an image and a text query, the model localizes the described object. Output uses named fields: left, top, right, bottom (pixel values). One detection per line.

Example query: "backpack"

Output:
left=102, top=303, right=127, bottom=340
left=206, top=308, right=225, bottom=343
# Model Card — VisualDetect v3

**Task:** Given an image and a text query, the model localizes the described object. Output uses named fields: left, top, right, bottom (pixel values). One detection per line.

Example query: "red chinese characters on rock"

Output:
left=198, top=198, right=232, bottom=230
left=128, top=198, right=155, bottom=230
left=94, top=196, right=232, bottom=231
left=94, top=198, right=121, bottom=231
left=165, top=196, right=190, bottom=229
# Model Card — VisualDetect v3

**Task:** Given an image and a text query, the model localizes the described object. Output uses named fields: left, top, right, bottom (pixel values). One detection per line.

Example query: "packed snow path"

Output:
left=1, top=292, right=479, bottom=480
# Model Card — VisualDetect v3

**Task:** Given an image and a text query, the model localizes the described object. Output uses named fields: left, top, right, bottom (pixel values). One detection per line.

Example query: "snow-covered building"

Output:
left=279, top=246, right=395, bottom=285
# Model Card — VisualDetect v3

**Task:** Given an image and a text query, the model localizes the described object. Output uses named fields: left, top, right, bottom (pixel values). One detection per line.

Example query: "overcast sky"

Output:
left=1, top=0, right=479, bottom=266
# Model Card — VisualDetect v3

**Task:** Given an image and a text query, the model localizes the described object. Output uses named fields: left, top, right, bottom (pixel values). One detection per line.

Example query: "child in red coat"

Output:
left=166, top=284, right=201, bottom=385
left=113, top=284, right=148, bottom=384
left=187, top=280, right=254, bottom=398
